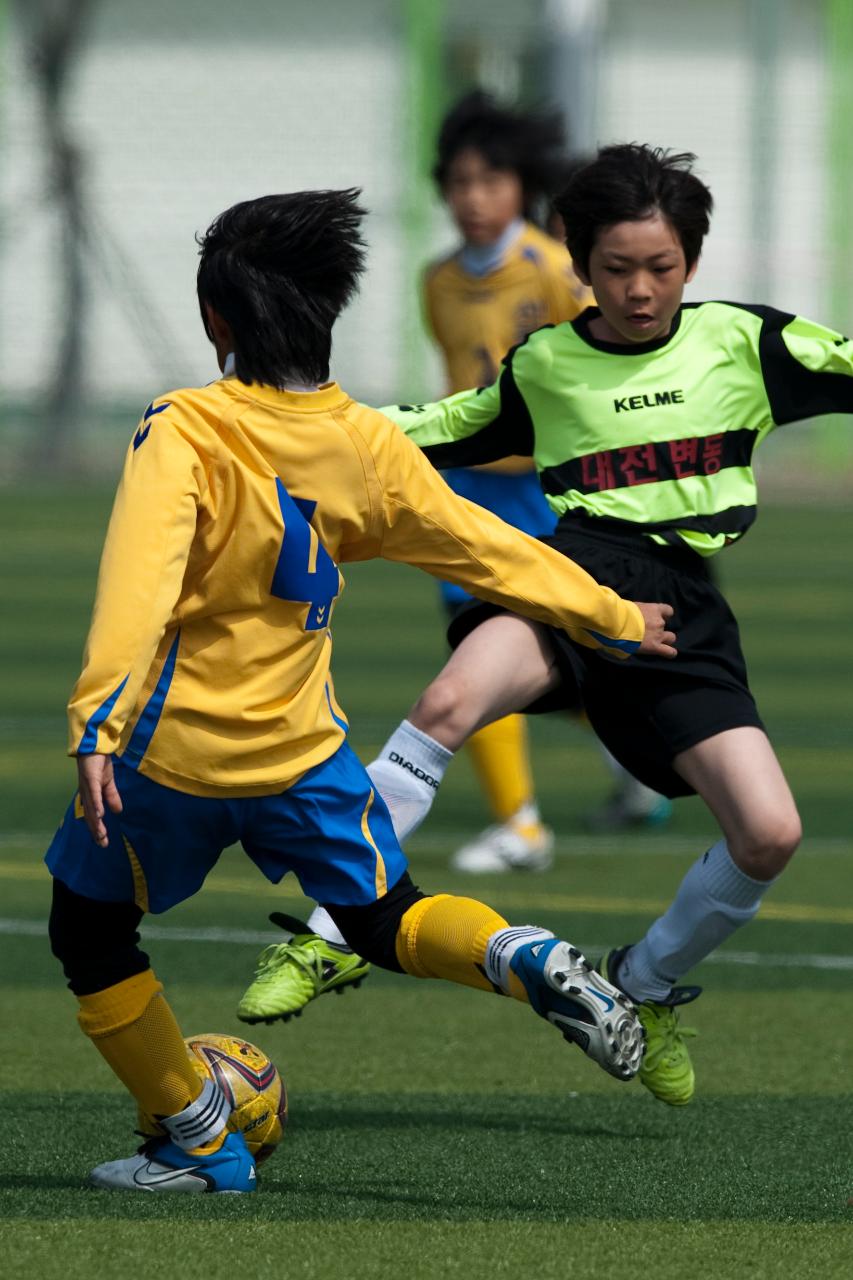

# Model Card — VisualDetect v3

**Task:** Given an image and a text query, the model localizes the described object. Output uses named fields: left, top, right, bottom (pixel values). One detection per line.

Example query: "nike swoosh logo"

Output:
left=133, top=1160, right=205, bottom=1188
left=587, top=987, right=615, bottom=1013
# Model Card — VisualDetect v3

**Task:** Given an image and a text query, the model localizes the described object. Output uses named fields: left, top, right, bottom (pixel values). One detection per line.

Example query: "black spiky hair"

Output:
left=554, top=145, right=713, bottom=274
left=433, top=90, right=568, bottom=215
left=197, top=189, right=367, bottom=387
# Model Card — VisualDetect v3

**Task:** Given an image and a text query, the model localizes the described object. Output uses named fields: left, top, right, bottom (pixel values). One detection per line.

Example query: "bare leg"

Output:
left=367, top=616, right=560, bottom=841
left=618, top=726, right=801, bottom=1003
left=409, top=614, right=560, bottom=749
left=673, top=726, right=801, bottom=879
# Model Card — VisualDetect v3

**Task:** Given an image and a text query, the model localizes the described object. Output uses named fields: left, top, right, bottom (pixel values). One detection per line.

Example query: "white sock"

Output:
left=307, top=905, right=348, bottom=948
left=366, top=719, right=453, bottom=841
left=161, top=1077, right=230, bottom=1151
left=619, top=839, right=774, bottom=1002
left=508, top=800, right=542, bottom=830
left=484, top=925, right=555, bottom=993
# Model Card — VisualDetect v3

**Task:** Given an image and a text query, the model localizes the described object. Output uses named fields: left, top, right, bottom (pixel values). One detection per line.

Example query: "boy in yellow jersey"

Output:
left=234, top=97, right=666, bottom=1028
left=424, top=92, right=586, bottom=875
left=45, top=189, right=676, bottom=1192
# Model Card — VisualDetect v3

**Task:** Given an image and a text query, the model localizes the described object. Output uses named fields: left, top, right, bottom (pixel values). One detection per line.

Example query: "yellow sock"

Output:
left=395, top=894, right=528, bottom=1002
left=466, top=715, right=536, bottom=825
left=76, top=969, right=225, bottom=1152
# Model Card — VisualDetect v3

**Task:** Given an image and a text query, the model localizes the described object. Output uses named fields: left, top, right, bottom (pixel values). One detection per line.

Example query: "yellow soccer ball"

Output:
left=138, top=1033, right=287, bottom=1165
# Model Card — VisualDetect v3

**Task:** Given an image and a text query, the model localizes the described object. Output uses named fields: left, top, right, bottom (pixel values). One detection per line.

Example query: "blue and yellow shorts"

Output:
left=45, top=742, right=407, bottom=914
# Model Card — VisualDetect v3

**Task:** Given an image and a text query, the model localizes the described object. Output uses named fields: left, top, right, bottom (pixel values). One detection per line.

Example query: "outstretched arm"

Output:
left=758, top=309, right=853, bottom=425
left=380, top=360, right=533, bottom=469
left=369, top=416, right=675, bottom=659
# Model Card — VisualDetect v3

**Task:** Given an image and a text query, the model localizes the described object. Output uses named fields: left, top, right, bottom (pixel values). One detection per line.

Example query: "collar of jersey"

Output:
left=458, top=218, right=526, bottom=277
left=571, top=306, right=684, bottom=355
left=220, top=378, right=348, bottom=411
left=443, top=222, right=536, bottom=284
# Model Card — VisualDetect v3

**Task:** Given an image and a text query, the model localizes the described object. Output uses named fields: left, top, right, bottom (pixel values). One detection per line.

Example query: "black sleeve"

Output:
left=417, top=362, right=535, bottom=469
left=752, top=305, right=853, bottom=425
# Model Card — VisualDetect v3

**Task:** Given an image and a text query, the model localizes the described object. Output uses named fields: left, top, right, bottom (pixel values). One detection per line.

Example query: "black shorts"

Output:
left=447, top=517, right=763, bottom=799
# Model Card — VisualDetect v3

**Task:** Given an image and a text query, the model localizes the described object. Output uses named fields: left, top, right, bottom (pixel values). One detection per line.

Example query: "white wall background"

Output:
left=0, top=0, right=836, bottom=429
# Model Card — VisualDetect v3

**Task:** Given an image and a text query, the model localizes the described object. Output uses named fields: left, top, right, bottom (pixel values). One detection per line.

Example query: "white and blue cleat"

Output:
left=510, top=939, right=645, bottom=1081
left=89, top=1131, right=257, bottom=1194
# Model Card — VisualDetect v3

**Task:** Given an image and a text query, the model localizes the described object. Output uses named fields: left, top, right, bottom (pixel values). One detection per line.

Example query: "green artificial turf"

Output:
left=0, top=491, right=851, bottom=1277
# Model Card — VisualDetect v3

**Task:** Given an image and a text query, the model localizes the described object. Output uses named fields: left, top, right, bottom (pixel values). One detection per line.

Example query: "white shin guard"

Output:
left=160, top=1077, right=230, bottom=1151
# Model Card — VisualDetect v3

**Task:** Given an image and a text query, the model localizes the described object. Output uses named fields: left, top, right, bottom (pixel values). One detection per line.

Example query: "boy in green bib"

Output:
left=368, top=143, right=853, bottom=1107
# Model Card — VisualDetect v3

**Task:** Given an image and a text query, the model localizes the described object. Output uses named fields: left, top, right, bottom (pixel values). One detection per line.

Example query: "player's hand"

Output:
left=634, top=602, right=677, bottom=658
left=76, top=753, right=123, bottom=848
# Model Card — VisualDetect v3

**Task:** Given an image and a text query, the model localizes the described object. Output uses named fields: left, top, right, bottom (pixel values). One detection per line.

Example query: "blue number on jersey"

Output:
left=271, top=478, right=340, bottom=630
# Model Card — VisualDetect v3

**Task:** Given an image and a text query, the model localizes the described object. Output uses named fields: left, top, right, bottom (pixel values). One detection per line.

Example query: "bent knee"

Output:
left=731, top=810, right=802, bottom=879
left=410, top=674, right=478, bottom=745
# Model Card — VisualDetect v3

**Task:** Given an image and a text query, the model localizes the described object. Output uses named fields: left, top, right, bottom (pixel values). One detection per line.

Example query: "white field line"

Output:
left=1, top=916, right=852, bottom=973
left=2, top=831, right=853, bottom=857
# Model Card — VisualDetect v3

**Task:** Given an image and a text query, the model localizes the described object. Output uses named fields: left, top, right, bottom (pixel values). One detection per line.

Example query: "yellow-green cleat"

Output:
left=598, top=948, right=699, bottom=1106
left=237, top=913, right=370, bottom=1025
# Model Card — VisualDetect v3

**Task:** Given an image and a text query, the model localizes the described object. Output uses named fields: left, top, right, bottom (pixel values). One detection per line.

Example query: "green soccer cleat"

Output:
left=236, top=913, right=370, bottom=1025
left=598, top=947, right=699, bottom=1106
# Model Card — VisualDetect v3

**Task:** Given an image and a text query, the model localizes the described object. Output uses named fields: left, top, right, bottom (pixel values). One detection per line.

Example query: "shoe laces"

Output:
left=641, top=1002, right=698, bottom=1069
left=250, top=938, right=319, bottom=986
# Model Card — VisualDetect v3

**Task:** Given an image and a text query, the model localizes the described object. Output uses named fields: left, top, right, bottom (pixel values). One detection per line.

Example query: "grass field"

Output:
left=0, top=490, right=851, bottom=1277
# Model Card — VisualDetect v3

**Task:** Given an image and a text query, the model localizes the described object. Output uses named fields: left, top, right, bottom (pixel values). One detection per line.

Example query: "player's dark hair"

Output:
left=433, top=90, right=567, bottom=218
left=197, top=190, right=367, bottom=387
left=554, top=144, right=713, bottom=273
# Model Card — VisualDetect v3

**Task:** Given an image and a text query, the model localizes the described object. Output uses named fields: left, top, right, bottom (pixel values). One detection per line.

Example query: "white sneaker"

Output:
left=451, top=817, right=554, bottom=873
left=89, top=1134, right=256, bottom=1193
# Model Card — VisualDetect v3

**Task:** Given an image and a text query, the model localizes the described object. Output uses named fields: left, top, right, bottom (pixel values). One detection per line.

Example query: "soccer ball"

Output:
left=138, top=1033, right=287, bottom=1165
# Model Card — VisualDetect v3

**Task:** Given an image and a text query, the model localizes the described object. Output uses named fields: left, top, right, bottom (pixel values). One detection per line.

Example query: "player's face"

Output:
left=443, top=147, right=524, bottom=246
left=577, top=213, right=697, bottom=345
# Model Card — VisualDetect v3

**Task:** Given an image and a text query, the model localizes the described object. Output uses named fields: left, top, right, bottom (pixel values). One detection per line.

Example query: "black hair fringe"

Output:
left=196, top=189, right=367, bottom=388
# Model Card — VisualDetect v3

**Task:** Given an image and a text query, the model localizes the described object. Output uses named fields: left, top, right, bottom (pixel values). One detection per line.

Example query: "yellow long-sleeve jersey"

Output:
left=424, top=221, right=592, bottom=394
left=68, top=376, right=644, bottom=797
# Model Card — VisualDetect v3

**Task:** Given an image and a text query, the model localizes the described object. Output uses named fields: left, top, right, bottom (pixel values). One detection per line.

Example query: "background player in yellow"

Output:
left=423, top=91, right=586, bottom=875
left=44, top=188, right=676, bottom=1192
left=424, top=93, right=672, bottom=870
